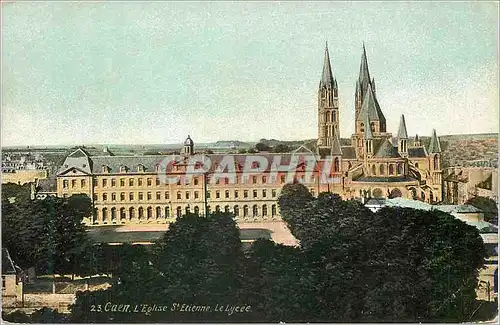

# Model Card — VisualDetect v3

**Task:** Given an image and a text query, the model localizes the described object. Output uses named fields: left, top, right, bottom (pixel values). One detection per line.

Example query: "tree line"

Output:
left=1, top=183, right=495, bottom=323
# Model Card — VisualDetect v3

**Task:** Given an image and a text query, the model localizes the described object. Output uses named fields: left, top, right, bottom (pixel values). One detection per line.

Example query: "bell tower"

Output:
left=317, top=42, right=339, bottom=150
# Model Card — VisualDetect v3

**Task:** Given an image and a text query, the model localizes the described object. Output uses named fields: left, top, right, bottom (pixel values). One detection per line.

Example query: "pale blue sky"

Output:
left=2, top=1, right=498, bottom=146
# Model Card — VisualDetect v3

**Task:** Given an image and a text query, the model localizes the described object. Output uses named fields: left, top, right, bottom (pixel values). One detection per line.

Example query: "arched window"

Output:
left=164, top=206, right=170, bottom=218
left=252, top=205, right=258, bottom=217
left=111, top=208, right=116, bottom=221
left=373, top=188, right=383, bottom=198
left=185, top=206, right=190, bottom=214
left=120, top=208, right=126, bottom=220
left=415, top=162, right=419, bottom=169
left=371, top=164, right=376, bottom=175
left=129, top=207, right=135, bottom=219
left=389, top=164, right=394, bottom=175
left=225, top=205, right=230, bottom=213
left=243, top=205, right=249, bottom=217
left=332, top=111, right=336, bottom=122
left=360, top=123, right=365, bottom=132
left=433, top=155, right=439, bottom=170
left=397, top=163, right=403, bottom=174
left=421, top=192, right=425, bottom=202
left=176, top=206, right=182, bottom=217
left=379, top=164, right=385, bottom=175
left=325, top=112, right=329, bottom=123
left=262, top=205, right=268, bottom=217
left=194, top=206, right=200, bottom=215
left=430, top=192, right=434, bottom=203
left=234, top=205, right=239, bottom=217
left=156, top=207, right=161, bottom=218
left=102, top=208, right=108, bottom=222
left=147, top=207, right=152, bottom=219
left=215, top=205, right=220, bottom=212
left=389, top=188, right=402, bottom=198
left=271, top=204, right=277, bottom=216
left=370, top=122, right=375, bottom=132
left=138, top=207, right=144, bottom=219
left=334, top=157, right=340, bottom=172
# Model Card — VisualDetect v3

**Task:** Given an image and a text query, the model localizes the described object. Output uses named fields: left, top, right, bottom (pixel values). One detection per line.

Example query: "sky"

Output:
left=2, top=1, right=498, bottom=146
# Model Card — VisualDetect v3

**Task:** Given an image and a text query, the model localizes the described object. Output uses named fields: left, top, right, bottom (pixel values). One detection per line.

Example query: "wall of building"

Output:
left=2, top=170, right=48, bottom=185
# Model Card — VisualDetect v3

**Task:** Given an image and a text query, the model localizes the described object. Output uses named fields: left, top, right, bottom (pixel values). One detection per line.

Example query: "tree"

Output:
left=255, top=142, right=271, bottom=152
left=466, top=196, right=498, bottom=223
left=272, top=143, right=291, bottom=153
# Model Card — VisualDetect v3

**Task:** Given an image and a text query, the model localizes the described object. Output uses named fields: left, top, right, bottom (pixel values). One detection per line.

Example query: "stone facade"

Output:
left=55, top=44, right=444, bottom=225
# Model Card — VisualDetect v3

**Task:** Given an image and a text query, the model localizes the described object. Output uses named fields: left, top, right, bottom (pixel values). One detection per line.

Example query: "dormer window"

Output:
left=102, top=165, right=110, bottom=173
left=252, top=162, right=260, bottom=168
left=137, top=164, right=145, bottom=172
left=119, top=165, right=128, bottom=173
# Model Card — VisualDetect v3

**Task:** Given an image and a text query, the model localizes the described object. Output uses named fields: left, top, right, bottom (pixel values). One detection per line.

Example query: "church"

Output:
left=53, top=44, right=443, bottom=225
left=315, top=43, right=443, bottom=203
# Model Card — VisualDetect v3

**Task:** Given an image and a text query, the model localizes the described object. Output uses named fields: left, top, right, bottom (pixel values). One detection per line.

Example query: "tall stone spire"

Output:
left=397, top=114, right=408, bottom=139
left=317, top=42, right=340, bottom=150
left=355, top=43, right=376, bottom=131
left=358, top=42, right=371, bottom=92
left=319, top=41, right=335, bottom=88
left=428, top=129, right=442, bottom=153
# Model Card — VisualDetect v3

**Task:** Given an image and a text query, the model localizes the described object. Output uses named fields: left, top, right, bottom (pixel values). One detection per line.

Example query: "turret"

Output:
left=397, top=114, right=408, bottom=157
left=183, top=135, right=194, bottom=156
left=414, top=134, right=422, bottom=147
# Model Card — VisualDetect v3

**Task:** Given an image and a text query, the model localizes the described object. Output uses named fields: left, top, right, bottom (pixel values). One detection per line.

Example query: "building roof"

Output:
left=184, top=135, right=194, bottom=146
left=397, top=114, right=408, bottom=139
left=428, top=129, right=442, bottom=153
left=358, top=43, right=372, bottom=93
left=353, top=176, right=416, bottom=183
left=408, top=147, right=427, bottom=158
left=2, top=249, right=17, bottom=275
left=434, top=204, right=482, bottom=214
left=37, top=176, right=57, bottom=192
left=319, top=42, right=336, bottom=88
left=341, top=146, right=357, bottom=159
left=374, top=138, right=401, bottom=158
left=364, top=114, right=374, bottom=140
left=358, top=83, right=386, bottom=123
left=331, top=132, right=343, bottom=155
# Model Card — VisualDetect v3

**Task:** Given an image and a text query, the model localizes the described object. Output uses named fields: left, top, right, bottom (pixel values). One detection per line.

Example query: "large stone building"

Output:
left=55, top=44, right=444, bottom=225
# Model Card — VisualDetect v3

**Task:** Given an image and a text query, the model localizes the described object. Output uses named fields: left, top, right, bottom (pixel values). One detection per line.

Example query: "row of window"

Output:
left=63, top=174, right=316, bottom=190
left=98, top=204, right=279, bottom=221
left=96, top=189, right=280, bottom=202
left=370, top=163, right=404, bottom=176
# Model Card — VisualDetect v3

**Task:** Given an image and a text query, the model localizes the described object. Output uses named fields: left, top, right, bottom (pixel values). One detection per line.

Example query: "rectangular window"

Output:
left=103, top=193, right=108, bottom=201
left=206, top=191, right=211, bottom=199
left=225, top=191, right=230, bottom=199
left=103, top=179, right=107, bottom=187
left=111, top=193, right=116, bottom=201
left=194, top=178, right=199, bottom=185
left=272, top=189, right=277, bottom=198
left=120, top=192, right=125, bottom=201
left=244, top=190, right=248, bottom=198
left=280, top=175, right=286, bottom=183
left=253, top=190, right=258, bottom=198
left=224, top=178, right=229, bottom=185
left=71, top=179, right=76, bottom=188
left=234, top=190, right=239, bottom=198
left=194, top=191, right=199, bottom=199
left=156, top=178, right=160, bottom=186
left=177, top=192, right=181, bottom=200
left=111, top=179, right=116, bottom=187
left=120, top=179, right=125, bottom=187
left=147, top=192, right=152, bottom=200
left=139, top=192, right=144, bottom=201
left=216, top=191, right=220, bottom=199
left=129, top=178, right=134, bottom=186
left=156, top=192, right=161, bottom=200
left=262, top=176, right=267, bottom=183
left=263, top=190, right=267, bottom=198
left=138, top=178, right=143, bottom=186
left=165, top=191, right=170, bottom=199
left=129, top=193, right=134, bottom=201
left=63, top=180, right=69, bottom=188
left=252, top=176, right=257, bottom=184
left=147, top=178, right=152, bottom=186
left=81, top=179, right=86, bottom=187
left=186, top=192, right=190, bottom=200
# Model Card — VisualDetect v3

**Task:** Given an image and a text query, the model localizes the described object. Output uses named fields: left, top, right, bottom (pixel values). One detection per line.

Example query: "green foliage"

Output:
left=2, top=182, right=32, bottom=204
left=1, top=194, right=95, bottom=276
left=466, top=196, right=498, bottom=223
left=2, top=310, right=32, bottom=323
left=255, top=142, right=271, bottom=152
left=272, top=143, right=291, bottom=153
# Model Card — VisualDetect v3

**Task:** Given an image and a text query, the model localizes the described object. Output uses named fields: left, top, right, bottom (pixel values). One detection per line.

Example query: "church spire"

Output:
left=428, top=129, right=442, bottom=153
left=320, top=41, right=335, bottom=88
left=397, top=114, right=408, bottom=139
left=358, top=42, right=371, bottom=89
